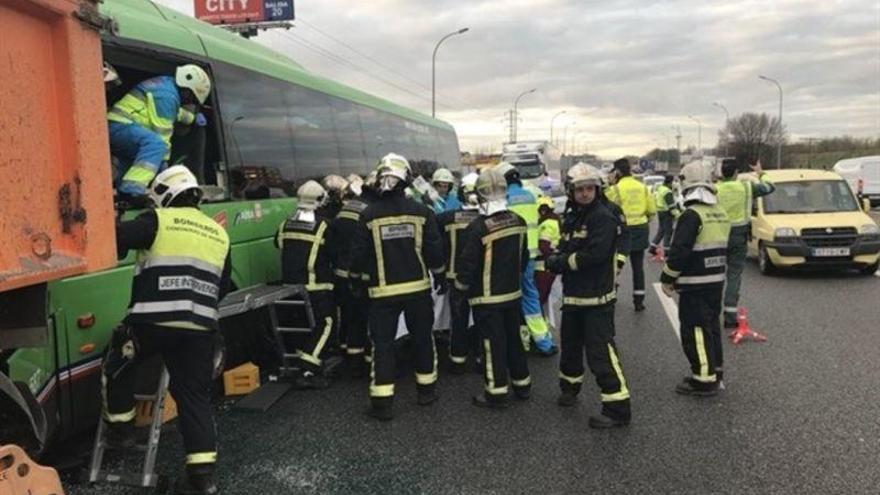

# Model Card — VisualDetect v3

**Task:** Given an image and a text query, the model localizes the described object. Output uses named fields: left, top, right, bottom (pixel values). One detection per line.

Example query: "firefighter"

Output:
left=438, top=173, right=481, bottom=373
left=606, top=158, right=656, bottom=311
left=432, top=167, right=462, bottom=213
left=456, top=167, right=532, bottom=409
left=108, top=65, right=211, bottom=202
left=716, top=157, right=775, bottom=328
left=545, top=163, right=631, bottom=428
left=494, top=162, right=557, bottom=356
left=350, top=153, right=446, bottom=421
left=660, top=162, right=731, bottom=396
left=330, top=176, right=374, bottom=378
left=276, top=180, right=338, bottom=389
left=103, top=165, right=230, bottom=494
left=649, top=174, right=681, bottom=257
left=535, top=195, right=561, bottom=309
left=321, top=174, right=349, bottom=219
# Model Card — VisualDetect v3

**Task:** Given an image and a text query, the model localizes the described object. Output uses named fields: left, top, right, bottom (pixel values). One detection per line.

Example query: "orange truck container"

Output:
left=0, top=0, right=116, bottom=294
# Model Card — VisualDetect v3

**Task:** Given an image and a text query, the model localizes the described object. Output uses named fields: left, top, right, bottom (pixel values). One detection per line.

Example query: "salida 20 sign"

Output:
left=194, top=0, right=294, bottom=25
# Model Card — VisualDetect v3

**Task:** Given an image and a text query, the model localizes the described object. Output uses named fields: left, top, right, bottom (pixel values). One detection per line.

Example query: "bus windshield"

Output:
left=763, top=180, right=859, bottom=214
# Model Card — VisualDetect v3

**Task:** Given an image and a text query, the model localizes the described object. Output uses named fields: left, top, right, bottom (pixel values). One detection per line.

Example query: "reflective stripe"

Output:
left=449, top=355, right=467, bottom=364
left=511, top=376, right=531, bottom=387
left=534, top=260, right=545, bottom=271
left=416, top=335, right=438, bottom=385
left=694, top=326, right=716, bottom=383
left=103, top=408, right=136, bottom=423
left=677, top=273, right=726, bottom=284
left=484, top=339, right=508, bottom=395
left=122, top=163, right=159, bottom=187
left=346, top=347, right=365, bottom=355
left=134, top=255, right=224, bottom=277
left=692, top=241, right=728, bottom=252
left=616, top=253, right=628, bottom=263
left=481, top=226, right=527, bottom=245
left=567, top=253, right=578, bottom=271
left=662, top=264, right=681, bottom=277
left=445, top=223, right=469, bottom=278
left=337, top=210, right=360, bottom=221
left=130, top=301, right=218, bottom=320
left=368, top=279, right=431, bottom=298
left=334, top=268, right=350, bottom=278
left=724, top=306, right=738, bottom=313
left=454, top=281, right=470, bottom=291
left=306, top=222, right=328, bottom=290
left=559, top=373, right=584, bottom=384
left=562, top=290, right=616, bottom=307
left=186, top=452, right=217, bottom=465
left=369, top=348, right=395, bottom=397
left=430, top=265, right=445, bottom=275
left=469, top=290, right=521, bottom=306
left=301, top=316, right=333, bottom=367
left=279, top=232, right=324, bottom=243
left=602, top=344, right=630, bottom=402
left=177, top=107, right=196, bottom=125
left=633, top=290, right=646, bottom=296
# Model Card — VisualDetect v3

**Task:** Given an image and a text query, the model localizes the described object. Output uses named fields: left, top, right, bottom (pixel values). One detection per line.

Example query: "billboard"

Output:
left=194, top=0, right=294, bottom=25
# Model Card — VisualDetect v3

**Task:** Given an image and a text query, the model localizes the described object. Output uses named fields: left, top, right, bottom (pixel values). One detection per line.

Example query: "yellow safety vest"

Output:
left=715, top=179, right=753, bottom=227
left=608, top=176, right=656, bottom=226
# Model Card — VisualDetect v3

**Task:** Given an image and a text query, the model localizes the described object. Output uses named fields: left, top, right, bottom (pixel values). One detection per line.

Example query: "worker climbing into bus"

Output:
left=276, top=180, right=338, bottom=389
left=350, top=153, right=446, bottom=421
left=108, top=64, right=212, bottom=203
left=103, top=165, right=231, bottom=494
left=432, top=167, right=462, bottom=213
left=495, top=162, right=558, bottom=356
left=456, top=167, right=532, bottom=409
left=437, top=172, right=482, bottom=373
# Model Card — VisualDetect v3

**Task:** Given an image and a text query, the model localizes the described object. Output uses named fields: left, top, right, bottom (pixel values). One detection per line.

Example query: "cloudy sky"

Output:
left=155, top=0, right=879, bottom=157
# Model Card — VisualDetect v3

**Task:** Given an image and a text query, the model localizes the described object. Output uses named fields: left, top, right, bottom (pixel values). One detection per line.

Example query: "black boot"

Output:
left=347, top=355, right=368, bottom=379
left=417, top=384, right=439, bottom=406
left=588, top=414, right=630, bottom=429
left=175, top=464, right=218, bottom=495
left=293, top=370, right=331, bottom=390
left=448, top=361, right=468, bottom=375
left=557, top=392, right=578, bottom=407
left=105, top=420, right=140, bottom=449
left=364, top=398, right=393, bottom=421
left=513, top=386, right=531, bottom=401
left=675, top=378, right=718, bottom=397
left=471, top=394, right=508, bottom=410
left=634, top=297, right=646, bottom=312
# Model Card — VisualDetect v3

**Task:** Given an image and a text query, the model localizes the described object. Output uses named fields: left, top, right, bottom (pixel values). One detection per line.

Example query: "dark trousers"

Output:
left=535, top=269, right=556, bottom=307
left=299, top=290, right=335, bottom=372
left=629, top=224, right=649, bottom=303
left=559, top=304, right=631, bottom=420
left=368, top=292, right=436, bottom=404
left=651, top=212, right=675, bottom=250
left=338, top=283, right=370, bottom=359
left=678, top=287, right=724, bottom=388
left=472, top=304, right=530, bottom=403
left=103, top=324, right=216, bottom=465
left=449, top=286, right=479, bottom=365
left=723, top=229, right=749, bottom=327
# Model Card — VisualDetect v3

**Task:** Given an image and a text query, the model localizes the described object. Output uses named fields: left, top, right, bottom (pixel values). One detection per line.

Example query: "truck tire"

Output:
left=758, top=243, right=777, bottom=276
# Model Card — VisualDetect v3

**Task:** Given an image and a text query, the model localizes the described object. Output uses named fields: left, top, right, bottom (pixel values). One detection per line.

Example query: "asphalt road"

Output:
left=65, top=255, right=880, bottom=494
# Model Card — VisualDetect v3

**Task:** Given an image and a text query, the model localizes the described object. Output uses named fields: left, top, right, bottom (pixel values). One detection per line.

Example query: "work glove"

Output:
left=195, top=113, right=208, bottom=127
left=545, top=253, right=566, bottom=274
left=661, top=283, right=676, bottom=298
left=433, top=275, right=449, bottom=295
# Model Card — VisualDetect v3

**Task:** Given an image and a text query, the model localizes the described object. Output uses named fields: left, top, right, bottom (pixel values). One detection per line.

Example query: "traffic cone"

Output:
left=728, top=307, right=767, bottom=345
left=650, top=245, right=665, bottom=263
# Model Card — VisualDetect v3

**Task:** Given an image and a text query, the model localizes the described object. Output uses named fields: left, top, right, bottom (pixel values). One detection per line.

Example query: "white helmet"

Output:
left=346, top=174, right=364, bottom=196
left=566, top=162, right=603, bottom=191
left=458, top=172, right=480, bottom=208
left=679, top=162, right=715, bottom=193
left=493, top=161, right=519, bottom=184
left=431, top=168, right=455, bottom=185
left=476, top=167, right=508, bottom=216
left=376, top=153, right=411, bottom=192
left=175, top=64, right=212, bottom=104
left=150, top=165, right=201, bottom=208
left=297, top=180, right=326, bottom=210
left=322, top=174, right=349, bottom=195
left=103, top=62, right=120, bottom=85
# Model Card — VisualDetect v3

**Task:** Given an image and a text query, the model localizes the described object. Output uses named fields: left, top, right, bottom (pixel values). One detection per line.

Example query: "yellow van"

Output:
left=748, top=169, right=880, bottom=275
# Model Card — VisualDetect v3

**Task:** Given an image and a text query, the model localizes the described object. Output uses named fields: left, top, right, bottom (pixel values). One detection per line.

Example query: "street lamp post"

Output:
left=712, top=102, right=730, bottom=157
left=759, top=75, right=784, bottom=169
left=550, top=110, right=567, bottom=145
left=688, top=115, right=702, bottom=157
left=432, top=27, right=469, bottom=118
left=512, top=88, right=536, bottom=143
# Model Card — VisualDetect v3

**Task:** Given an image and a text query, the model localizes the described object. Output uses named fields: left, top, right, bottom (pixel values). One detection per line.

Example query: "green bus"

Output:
left=0, top=0, right=460, bottom=454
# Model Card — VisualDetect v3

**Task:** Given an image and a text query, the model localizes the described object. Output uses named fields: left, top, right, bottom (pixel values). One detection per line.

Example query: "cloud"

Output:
left=152, top=0, right=879, bottom=156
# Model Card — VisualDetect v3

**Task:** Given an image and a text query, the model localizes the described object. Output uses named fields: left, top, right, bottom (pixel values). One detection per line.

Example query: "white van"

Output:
left=833, top=155, right=880, bottom=205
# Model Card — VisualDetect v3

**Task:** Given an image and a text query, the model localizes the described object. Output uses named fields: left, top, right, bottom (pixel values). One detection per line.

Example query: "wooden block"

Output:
left=223, top=362, right=260, bottom=396
left=0, top=444, right=64, bottom=495
left=135, top=393, right=178, bottom=427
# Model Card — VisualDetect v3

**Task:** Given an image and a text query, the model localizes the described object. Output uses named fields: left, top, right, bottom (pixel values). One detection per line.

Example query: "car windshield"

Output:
left=502, top=153, right=544, bottom=179
left=763, top=180, right=859, bottom=214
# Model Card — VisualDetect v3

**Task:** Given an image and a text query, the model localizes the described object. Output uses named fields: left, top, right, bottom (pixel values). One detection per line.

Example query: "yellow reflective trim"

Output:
left=482, top=238, right=493, bottom=300
left=694, top=326, right=716, bottom=382
left=334, top=269, right=350, bottom=278
left=562, top=290, right=616, bottom=307
left=186, top=452, right=217, bottom=465
left=122, top=163, right=157, bottom=186
left=301, top=316, right=333, bottom=367
left=307, top=222, right=328, bottom=289
left=454, top=281, right=470, bottom=291
left=450, top=355, right=467, bottom=364
left=567, top=253, right=578, bottom=271
left=602, top=344, right=630, bottom=402
left=511, top=376, right=531, bottom=387
left=481, top=226, right=528, bottom=245
left=279, top=232, right=320, bottom=242
left=177, top=107, right=196, bottom=125
left=534, top=260, right=546, bottom=271
left=416, top=335, right=438, bottom=385
left=662, top=264, right=681, bottom=277
left=616, top=253, right=628, bottom=263
left=369, top=347, right=395, bottom=397
left=144, top=92, right=174, bottom=131
left=102, top=408, right=136, bottom=423
left=300, top=352, right=321, bottom=366
left=559, top=372, right=584, bottom=384
left=367, top=215, right=427, bottom=291
left=337, top=210, right=360, bottom=221
left=368, top=279, right=431, bottom=298
left=469, top=290, right=521, bottom=306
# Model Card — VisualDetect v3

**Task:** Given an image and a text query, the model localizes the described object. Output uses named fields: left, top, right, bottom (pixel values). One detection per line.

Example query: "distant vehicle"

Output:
left=643, top=174, right=666, bottom=190
left=501, top=141, right=563, bottom=196
left=748, top=169, right=880, bottom=275
left=833, top=155, right=880, bottom=206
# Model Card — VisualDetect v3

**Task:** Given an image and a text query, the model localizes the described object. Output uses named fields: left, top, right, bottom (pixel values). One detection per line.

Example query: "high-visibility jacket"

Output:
left=507, top=183, right=540, bottom=258
left=107, top=76, right=196, bottom=160
left=716, top=174, right=774, bottom=229
left=534, top=216, right=561, bottom=271
left=607, top=176, right=656, bottom=226
left=661, top=202, right=731, bottom=291
left=437, top=208, right=480, bottom=281
left=126, top=207, right=230, bottom=331
left=350, top=193, right=445, bottom=300
left=276, top=209, right=336, bottom=291
left=455, top=210, right=529, bottom=307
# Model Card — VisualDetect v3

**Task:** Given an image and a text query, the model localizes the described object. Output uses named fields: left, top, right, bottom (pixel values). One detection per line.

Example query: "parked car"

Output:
left=833, top=155, right=880, bottom=206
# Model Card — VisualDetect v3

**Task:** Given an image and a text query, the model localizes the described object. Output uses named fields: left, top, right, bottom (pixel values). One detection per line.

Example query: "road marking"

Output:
left=652, top=282, right=680, bottom=341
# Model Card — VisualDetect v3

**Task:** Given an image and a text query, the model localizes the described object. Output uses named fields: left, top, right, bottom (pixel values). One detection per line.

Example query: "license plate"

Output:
left=812, top=247, right=850, bottom=257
